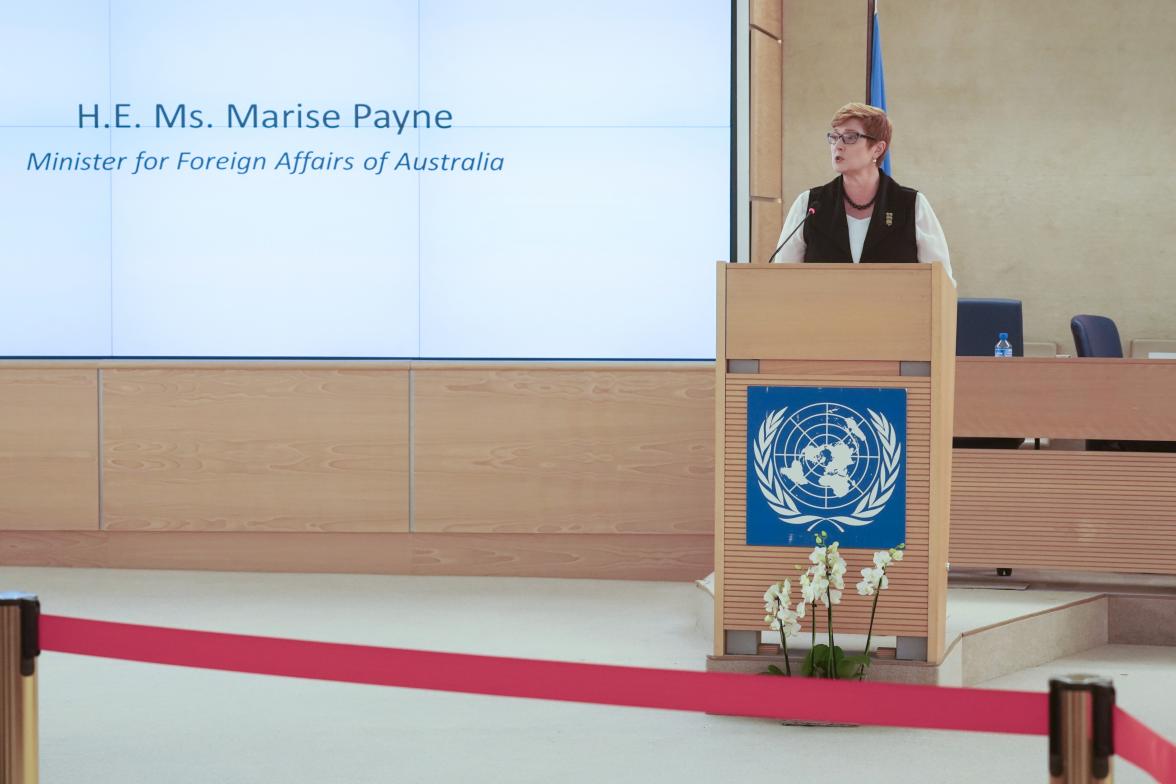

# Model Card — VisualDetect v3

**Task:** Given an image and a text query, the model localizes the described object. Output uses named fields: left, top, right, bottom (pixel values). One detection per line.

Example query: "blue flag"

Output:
left=869, top=6, right=890, bottom=175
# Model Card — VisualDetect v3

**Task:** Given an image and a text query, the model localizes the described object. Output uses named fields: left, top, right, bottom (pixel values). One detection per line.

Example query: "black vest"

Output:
left=803, top=172, right=919, bottom=264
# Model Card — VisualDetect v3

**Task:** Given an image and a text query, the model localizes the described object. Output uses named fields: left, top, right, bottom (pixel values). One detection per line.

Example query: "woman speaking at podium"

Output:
left=770, top=103, right=954, bottom=285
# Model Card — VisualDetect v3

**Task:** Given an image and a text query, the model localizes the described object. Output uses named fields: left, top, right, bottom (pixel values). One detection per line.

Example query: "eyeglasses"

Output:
left=826, top=131, right=877, bottom=145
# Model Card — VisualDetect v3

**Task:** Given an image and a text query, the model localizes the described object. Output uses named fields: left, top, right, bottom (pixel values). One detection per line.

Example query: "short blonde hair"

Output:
left=831, top=103, right=891, bottom=167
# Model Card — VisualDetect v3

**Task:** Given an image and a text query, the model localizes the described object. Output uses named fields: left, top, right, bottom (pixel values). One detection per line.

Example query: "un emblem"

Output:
left=746, top=387, right=907, bottom=548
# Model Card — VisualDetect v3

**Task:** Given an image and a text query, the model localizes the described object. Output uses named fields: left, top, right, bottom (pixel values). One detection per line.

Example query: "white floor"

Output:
left=2, top=567, right=1171, bottom=784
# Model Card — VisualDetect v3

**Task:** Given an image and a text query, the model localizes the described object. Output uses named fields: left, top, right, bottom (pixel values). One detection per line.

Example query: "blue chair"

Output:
left=957, top=298, right=1024, bottom=357
left=955, top=299, right=1024, bottom=450
left=1071, top=314, right=1174, bottom=452
left=1070, top=314, right=1123, bottom=358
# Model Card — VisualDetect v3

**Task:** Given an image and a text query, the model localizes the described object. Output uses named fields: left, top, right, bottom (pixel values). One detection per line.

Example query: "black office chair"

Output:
left=957, top=298, right=1024, bottom=358
left=1071, top=314, right=1174, bottom=453
left=954, top=299, right=1024, bottom=449
left=1070, top=314, right=1122, bottom=358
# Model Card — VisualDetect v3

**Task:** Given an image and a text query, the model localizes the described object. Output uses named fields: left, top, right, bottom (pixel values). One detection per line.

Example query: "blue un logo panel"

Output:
left=745, top=386, right=907, bottom=549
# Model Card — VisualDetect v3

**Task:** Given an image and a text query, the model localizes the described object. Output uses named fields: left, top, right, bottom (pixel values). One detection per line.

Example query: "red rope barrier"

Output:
left=38, top=614, right=1176, bottom=781
left=37, top=614, right=1044, bottom=732
left=1116, top=707, right=1176, bottom=783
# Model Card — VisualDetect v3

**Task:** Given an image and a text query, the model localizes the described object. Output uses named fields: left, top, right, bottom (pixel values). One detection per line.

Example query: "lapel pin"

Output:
left=885, top=212, right=893, bottom=226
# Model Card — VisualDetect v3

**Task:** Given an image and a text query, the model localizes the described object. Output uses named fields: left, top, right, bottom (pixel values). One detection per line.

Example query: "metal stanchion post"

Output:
left=1049, top=674, right=1115, bottom=783
left=0, top=593, right=40, bottom=784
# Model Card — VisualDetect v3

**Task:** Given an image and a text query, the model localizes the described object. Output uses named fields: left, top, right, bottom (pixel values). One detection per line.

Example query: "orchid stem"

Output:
left=826, top=595, right=836, bottom=678
left=860, top=578, right=882, bottom=681
left=779, top=626, right=791, bottom=677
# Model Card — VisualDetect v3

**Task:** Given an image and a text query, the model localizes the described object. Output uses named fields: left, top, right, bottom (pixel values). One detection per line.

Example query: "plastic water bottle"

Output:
left=995, top=332, right=1013, bottom=358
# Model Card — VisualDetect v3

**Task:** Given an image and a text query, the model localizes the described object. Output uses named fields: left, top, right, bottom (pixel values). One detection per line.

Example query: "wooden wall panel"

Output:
left=413, top=368, right=714, bottom=534
left=751, top=0, right=782, bottom=38
left=410, top=533, right=712, bottom=580
left=0, top=370, right=98, bottom=530
left=14, top=355, right=1164, bottom=583
left=750, top=0, right=784, bottom=266
left=0, top=531, right=712, bottom=581
left=0, top=531, right=412, bottom=574
left=722, top=376, right=933, bottom=637
left=955, top=357, right=1176, bottom=439
left=751, top=199, right=785, bottom=267
left=750, top=29, right=782, bottom=200
left=103, top=369, right=409, bottom=532
left=950, top=450, right=1176, bottom=574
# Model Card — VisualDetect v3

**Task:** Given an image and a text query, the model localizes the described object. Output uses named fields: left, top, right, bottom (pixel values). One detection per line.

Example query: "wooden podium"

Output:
left=714, top=263, right=956, bottom=664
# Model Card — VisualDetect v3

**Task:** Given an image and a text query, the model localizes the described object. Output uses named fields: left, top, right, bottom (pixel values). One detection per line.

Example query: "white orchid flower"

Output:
left=892, top=549, right=904, bottom=561
left=807, top=583, right=826, bottom=604
left=764, top=579, right=795, bottom=616
left=765, top=578, right=803, bottom=638
left=770, top=604, right=802, bottom=637
left=857, top=565, right=891, bottom=595
left=873, top=550, right=892, bottom=569
left=830, top=553, right=848, bottom=576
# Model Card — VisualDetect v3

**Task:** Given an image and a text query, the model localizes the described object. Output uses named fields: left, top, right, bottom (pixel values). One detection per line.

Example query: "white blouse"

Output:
left=772, top=190, right=955, bottom=286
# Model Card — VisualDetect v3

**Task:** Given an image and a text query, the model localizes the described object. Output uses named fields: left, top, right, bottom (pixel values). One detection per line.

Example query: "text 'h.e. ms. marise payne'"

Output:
left=78, top=103, right=452, bottom=133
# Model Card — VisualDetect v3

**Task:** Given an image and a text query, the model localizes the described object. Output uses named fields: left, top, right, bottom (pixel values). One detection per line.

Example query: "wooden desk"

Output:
left=954, top=357, right=1176, bottom=440
left=950, top=357, right=1176, bottom=574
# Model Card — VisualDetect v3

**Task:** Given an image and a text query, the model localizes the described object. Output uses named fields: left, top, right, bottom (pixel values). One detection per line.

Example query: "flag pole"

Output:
left=866, top=0, right=876, bottom=103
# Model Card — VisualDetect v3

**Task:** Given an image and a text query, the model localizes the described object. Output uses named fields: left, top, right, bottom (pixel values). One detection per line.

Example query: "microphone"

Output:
left=764, top=200, right=820, bottom=264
